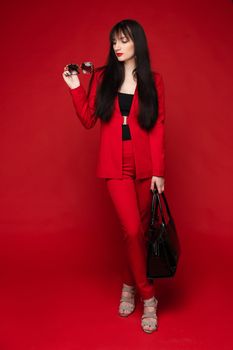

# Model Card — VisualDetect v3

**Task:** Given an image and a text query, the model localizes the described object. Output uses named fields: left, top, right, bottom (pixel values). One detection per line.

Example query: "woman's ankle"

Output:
left=123, top=283, right=135, bottom=288
left=144, top=296, right=155, bottom=301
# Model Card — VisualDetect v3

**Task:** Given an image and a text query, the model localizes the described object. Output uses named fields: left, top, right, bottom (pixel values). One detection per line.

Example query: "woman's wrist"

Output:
left=70, top=83, right=81, bottom=89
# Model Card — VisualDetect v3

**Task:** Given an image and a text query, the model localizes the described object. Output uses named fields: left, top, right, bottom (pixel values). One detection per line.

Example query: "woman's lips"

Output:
left=116, top=53, right=123, bottom=56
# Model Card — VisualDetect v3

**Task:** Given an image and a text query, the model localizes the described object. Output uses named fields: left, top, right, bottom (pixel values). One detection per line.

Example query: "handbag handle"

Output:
left=151, top=186, right=173, bottom=226
left=151, top=188, right=159, bottom=226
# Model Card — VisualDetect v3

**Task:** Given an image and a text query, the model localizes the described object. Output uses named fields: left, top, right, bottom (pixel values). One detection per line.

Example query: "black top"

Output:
left=118, top=92, right=134, bottom=140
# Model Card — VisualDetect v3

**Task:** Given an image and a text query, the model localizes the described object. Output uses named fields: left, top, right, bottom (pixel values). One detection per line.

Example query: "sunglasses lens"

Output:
left=67, top=63, right=80, bottom=73
left=81, top=62, right=94, bottom=74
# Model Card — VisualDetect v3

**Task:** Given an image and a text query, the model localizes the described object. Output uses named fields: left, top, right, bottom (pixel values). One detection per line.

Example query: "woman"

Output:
left=62, top=19, right=165, bottom=334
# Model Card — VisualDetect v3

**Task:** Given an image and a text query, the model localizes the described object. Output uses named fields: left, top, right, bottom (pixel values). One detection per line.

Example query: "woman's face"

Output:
left=112, top=31, right=135, bottom=62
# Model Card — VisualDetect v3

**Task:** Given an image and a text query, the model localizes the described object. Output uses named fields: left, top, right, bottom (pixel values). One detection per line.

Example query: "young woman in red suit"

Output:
left=62, top=19, right=165, bottom=333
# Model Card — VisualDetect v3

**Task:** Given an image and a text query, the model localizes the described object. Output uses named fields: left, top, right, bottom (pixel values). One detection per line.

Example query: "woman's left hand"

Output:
left=150, top=176, right=165, bottom=193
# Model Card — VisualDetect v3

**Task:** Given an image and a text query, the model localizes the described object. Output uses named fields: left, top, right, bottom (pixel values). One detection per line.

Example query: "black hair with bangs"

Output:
left=93, top=19, right=159, bottom=131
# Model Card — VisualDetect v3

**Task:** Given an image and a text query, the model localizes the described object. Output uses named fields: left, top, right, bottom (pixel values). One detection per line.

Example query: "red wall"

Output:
left=0, top=0, right=232, bottom=277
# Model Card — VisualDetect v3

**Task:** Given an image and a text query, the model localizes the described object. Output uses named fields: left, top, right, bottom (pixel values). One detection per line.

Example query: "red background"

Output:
left=0, top=0, right=232, bottom=349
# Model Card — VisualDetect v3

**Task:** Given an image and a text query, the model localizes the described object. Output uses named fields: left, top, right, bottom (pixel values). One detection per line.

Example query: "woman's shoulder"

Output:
left=151, top=70, right=164, bottom=88
left=93, top=65, right=106, bottom=79
left=88, top=65, right=106, bottom=87
left=152, top=70, right=162, bottom=80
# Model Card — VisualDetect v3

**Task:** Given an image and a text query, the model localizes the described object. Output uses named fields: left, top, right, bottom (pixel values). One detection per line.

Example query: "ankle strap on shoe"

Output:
left=122, top=284, right=135, bottom=292
left=143, top=297, right=158, bottom=307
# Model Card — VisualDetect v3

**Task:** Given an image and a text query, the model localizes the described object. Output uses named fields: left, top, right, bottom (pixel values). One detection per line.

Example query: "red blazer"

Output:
left=68, top=69, right=165, bottom=179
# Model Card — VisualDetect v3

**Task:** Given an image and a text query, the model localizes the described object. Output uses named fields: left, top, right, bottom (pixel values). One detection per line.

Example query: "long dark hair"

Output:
left=92, top=19, right=159, bottom=131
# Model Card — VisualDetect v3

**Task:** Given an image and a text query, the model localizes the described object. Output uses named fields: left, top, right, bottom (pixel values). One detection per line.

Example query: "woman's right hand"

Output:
left=62, top=64, right=81, bottom=89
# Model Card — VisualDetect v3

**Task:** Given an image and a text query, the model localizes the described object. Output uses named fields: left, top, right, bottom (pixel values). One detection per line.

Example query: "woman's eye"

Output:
left=112, top=39, right=128, bottom=45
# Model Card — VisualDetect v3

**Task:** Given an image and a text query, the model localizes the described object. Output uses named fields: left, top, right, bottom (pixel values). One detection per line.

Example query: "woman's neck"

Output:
left=124, top=57, right=136, bottom=78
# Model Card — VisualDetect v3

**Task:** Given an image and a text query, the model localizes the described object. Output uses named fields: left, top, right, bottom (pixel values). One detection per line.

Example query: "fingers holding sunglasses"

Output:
left=63, top=65, right=78, bottom=76
left=62, top=65, right=80, bottom=89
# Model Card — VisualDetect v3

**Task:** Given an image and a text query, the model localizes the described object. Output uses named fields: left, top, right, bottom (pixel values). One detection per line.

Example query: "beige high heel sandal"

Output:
left=141, top=296, right=158, bottom=333
left=118, top=284, right=136, bottom=317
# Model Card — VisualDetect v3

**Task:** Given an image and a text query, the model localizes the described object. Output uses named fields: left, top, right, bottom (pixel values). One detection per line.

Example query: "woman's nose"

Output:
left=115, top=44, right=121, bottom=51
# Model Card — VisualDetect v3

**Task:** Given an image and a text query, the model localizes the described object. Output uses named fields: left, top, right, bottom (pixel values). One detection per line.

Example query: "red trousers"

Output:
left=105, top=139, right=155, bottom=300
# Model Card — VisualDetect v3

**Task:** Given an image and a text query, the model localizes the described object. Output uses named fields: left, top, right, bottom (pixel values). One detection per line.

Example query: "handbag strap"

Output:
left=152, top=187, right=173, bottom=225
left=151, top=189, right=159, bottom=226
left=161, top=191, right=172, bottom=219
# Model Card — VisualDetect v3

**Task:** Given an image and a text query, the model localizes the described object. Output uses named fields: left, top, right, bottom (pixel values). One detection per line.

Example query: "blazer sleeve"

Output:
left=68, top=72, right=99, bottom=129
left=148, top=73, right=166, bottom=177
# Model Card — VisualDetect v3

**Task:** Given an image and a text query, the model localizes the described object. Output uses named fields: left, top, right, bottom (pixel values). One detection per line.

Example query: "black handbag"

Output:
left=146, top=186, right=181, bottom=279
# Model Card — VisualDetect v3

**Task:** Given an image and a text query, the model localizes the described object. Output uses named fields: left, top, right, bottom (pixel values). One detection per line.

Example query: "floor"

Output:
left=0, top=232, right=232, bottom=350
